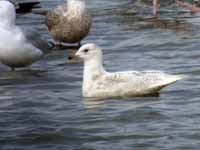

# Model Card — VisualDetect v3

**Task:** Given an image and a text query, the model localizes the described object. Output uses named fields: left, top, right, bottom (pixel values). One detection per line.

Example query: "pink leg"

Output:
left=153, top=0, right=158, bottom=16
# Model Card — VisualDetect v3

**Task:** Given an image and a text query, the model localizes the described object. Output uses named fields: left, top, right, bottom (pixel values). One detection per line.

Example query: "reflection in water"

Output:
left=90, top=0, right=196, bottom=37
left=148, top=17, right=193, bottom=34
left=82, top=98, right=107, bottom=109
left=128, top=0, right=191, bottom=15
left=113, top=9, right=194, bottom=34
left=82, top=94, right=160, bottom=109
left=0, top=69, right=47, bottom=80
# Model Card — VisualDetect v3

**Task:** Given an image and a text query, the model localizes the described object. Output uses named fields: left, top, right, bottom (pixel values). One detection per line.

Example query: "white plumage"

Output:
left=75, top=43, right=185, bottom=98
left=0, top=1, right=51, bottom=70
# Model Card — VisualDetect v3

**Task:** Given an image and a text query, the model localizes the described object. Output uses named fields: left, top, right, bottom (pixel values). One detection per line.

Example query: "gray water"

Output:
left=0, top=0, right=200, bottom=149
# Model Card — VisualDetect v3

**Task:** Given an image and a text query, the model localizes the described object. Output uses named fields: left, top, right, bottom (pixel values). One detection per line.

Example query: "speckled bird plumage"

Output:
left=75, top=44, right=185, bottom=98
left=46, top=0, right=91, bottom=44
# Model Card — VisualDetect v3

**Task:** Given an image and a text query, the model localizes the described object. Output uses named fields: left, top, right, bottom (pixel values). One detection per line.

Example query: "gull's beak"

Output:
left=67, top=50, right=82, bottom=63
left=67, top=50, right=81, bottom=61
left=75, top=50, right=81, bottom=58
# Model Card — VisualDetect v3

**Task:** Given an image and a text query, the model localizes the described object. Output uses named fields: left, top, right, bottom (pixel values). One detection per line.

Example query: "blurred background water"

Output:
left=0, top=0, right=200, bottom=149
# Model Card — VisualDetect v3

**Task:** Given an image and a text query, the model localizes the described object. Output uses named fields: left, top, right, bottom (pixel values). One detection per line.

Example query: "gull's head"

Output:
left=75, top=43, right=103, bottom=61
left=0, top=1, right=16, bottom=24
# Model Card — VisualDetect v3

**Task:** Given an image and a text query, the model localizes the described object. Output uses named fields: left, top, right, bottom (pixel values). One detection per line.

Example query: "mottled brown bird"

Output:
left=46, top=0, right=91, bottom=46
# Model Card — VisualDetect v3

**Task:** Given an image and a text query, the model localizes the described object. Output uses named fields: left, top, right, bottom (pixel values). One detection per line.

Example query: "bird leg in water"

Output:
left=153, top=0, right=158, bottom=16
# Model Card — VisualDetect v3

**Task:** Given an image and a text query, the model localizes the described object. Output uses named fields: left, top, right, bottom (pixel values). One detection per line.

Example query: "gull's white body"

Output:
left=0, top=25, right=43, bottom=68
left=76, top=44, right=185, bottom=98
left=0, top=1, right=49, bottom=69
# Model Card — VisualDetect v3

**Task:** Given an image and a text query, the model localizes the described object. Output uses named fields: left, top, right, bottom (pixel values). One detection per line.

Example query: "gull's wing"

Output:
left=103, top=71, right=164, bottom=84
left=21, top=26, right=53, bottom=54
left=100, top=70, right=182, bottom=90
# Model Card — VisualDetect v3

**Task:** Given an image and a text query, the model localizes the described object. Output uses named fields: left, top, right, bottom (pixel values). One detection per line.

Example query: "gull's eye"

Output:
left=84, top=49, right=89, bottom=53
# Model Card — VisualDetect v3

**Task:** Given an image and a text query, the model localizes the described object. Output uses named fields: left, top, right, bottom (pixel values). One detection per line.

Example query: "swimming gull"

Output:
left=75, top=43, right=185, bottom=98
left=0, top=1, right=52, bottom=70
left=46, top=0, right=91, bottom=46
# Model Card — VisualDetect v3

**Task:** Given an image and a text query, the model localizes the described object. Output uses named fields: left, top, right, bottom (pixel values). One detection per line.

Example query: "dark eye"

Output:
left=84, top=49, right=89, bottom=53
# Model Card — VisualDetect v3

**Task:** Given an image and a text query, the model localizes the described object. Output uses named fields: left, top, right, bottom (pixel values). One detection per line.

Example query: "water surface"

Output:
left=0, top=0, right=200, bottom=149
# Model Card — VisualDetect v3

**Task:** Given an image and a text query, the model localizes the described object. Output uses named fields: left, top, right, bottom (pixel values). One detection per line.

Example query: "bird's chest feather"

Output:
left=82, top=73, right=107, bottom=96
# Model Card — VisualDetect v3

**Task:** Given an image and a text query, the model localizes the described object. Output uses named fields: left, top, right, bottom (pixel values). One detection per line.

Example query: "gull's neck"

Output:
left=84, top=56, right=106, bottom=75
left=0, top=18, right=24, bottom=42
left=83, top=54, right=106, bottom=90
left=0, top=14, right=16, bottom=30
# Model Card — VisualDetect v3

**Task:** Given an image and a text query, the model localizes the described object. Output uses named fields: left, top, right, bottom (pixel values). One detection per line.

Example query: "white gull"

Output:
left=0, top=1, right=52, bottom=70
left=75, top=43, right=185, bottom=98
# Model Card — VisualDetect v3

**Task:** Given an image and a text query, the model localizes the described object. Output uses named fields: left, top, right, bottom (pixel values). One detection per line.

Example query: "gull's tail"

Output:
left=150, top=74, right=187, bottom=92
left=166, top=74, right=187, bottom=85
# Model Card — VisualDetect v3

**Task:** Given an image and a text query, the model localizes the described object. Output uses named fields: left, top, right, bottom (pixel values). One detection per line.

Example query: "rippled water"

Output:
left=1, top=0, right=200, bottom=149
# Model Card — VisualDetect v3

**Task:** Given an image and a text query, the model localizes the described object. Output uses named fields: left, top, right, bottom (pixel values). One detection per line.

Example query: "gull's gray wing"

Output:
left=21, top=26, right=53, bottom=54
